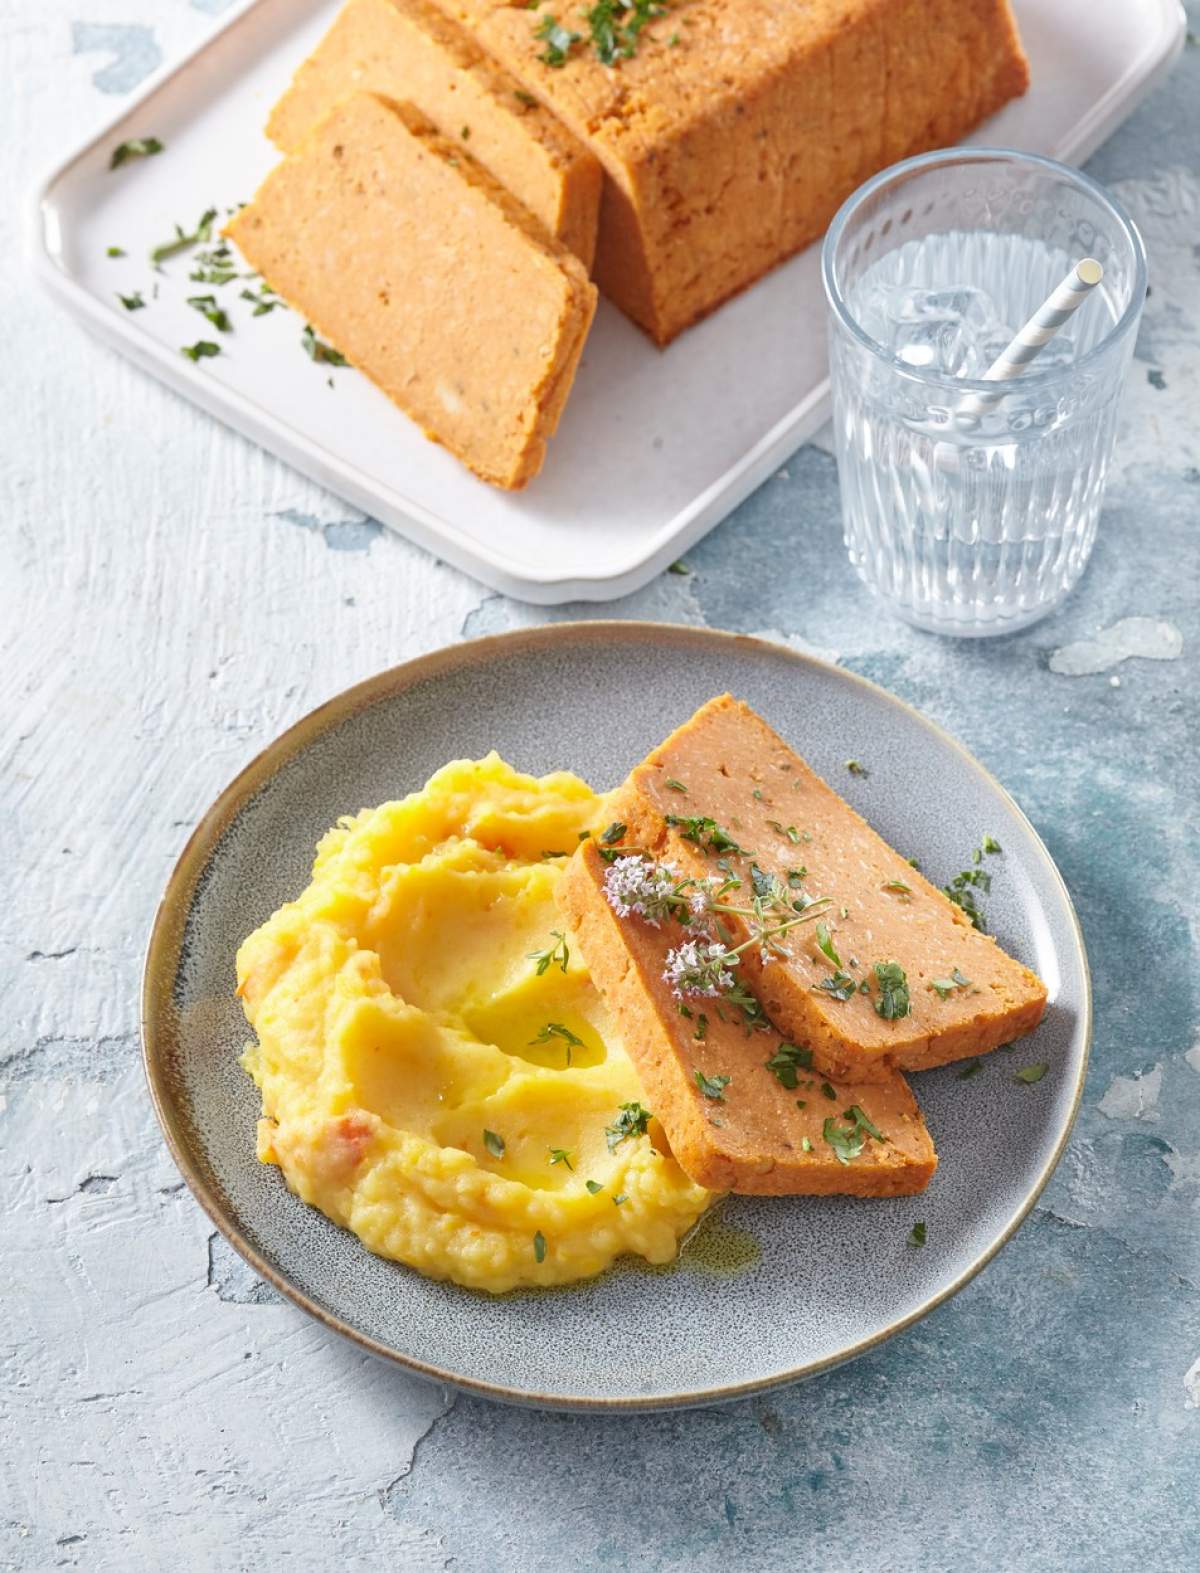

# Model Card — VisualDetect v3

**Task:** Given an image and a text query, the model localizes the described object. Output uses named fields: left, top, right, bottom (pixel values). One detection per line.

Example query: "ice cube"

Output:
left=894, top=318, right=975, bottom=376
left=880, top=285, right=1001, bottom=334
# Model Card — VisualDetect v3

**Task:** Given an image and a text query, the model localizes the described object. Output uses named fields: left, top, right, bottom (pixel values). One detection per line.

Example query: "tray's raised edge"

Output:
left=25, top=0, right=1189, bottom=605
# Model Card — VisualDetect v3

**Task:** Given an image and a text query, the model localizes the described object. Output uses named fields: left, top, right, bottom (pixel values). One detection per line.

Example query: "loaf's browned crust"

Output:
left=432, top=0, right=1030, bottom=344
left=559, top=840, right=937, bottom=1195
left=225, top=93, right=596, bottom=490
left=608, top=695, right=1047, bottom=1081
left=266, top=0, right=602, bottom=268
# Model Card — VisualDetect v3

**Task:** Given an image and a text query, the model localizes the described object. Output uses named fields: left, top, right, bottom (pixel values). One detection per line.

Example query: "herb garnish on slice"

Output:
left=605, top=1101, right=652, bottom=1150
left=666, top=814, right=750, bottom=856
left=533, top=1230, right=547, bottom=1262
left=111, top=136, right=164, bottom=170
left=585, top=1179, right=603, bottom=1194
left=823, top=1105, right=886, bottom=1165
left=814, top=922, right=841, bottom=969
left=930, top=968, right=972, bottom=1000
left=694, top=1070, right=730, bottom=1101
left=547, top=1147, right=574, bottom=1169
left=665, top=778, right=688, bottom=793
left=816, top=971, right=857, bottom=1001
left=765, top=1041, right=812, bottom=1089
left=872, top=960, right=910, bottom=1020
left=599, top=820, right=627, bottom=845
left=535, top=14, right=582, bottom=65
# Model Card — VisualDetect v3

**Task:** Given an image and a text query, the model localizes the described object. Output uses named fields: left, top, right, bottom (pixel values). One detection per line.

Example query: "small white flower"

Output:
left=603, top=855, right=682, bottom=926
left=662, top=938, right=735, bottom=999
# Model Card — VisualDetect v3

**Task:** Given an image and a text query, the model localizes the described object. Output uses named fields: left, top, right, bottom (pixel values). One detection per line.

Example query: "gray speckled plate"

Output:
left=142, top=623, right=1090, bottom=1411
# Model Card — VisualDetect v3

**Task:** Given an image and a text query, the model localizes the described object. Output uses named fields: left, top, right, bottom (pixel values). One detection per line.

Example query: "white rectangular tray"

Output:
left=31, top=0, right=1184, bottom=603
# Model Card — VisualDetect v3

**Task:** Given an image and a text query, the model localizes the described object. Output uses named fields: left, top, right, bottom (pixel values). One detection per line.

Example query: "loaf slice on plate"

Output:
left=266, top=0, right=602, bottom=268
left=225, top=92, right=597, bottom=490
left=606, top=695, right=1047, bottom=1081
left=559, top=840, right=936, bottom=1195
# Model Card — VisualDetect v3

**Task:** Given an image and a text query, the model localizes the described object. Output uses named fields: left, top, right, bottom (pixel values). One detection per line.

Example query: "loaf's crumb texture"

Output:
left=267, top=0, right=602, bottom=267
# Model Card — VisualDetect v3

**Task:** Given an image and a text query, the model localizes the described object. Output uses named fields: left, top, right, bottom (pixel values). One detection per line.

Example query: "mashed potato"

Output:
left=236, top=754, right=712, bottom=1293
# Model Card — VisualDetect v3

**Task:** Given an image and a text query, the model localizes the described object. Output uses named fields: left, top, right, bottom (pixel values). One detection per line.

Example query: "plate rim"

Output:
left=29, top=0, right=1187, bottom=604
left=141, top=621, right=1092, bottom=1411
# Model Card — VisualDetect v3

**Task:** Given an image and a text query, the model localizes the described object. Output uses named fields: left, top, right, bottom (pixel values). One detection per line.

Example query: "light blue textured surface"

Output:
left=3, top=4, right=1197, bottom=1569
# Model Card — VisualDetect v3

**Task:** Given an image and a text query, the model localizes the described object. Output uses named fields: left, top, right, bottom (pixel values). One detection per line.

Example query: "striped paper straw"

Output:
left=955, top=256, right=1104, bottom=422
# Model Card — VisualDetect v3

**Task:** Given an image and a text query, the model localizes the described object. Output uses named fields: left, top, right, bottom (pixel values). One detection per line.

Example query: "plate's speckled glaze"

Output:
left=142, top=624, right=1090, bottom=1411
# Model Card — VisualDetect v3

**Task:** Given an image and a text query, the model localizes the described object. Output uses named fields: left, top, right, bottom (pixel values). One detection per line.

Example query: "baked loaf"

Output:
left=226, top=92, right=597, bottom=489
left=266, top=0, right=602, bottom=267
left=607, top=695, right=1047, bottom=1080
left=559, top=840, right=937, bottom=1195
left=432, top=0, right=1030, bottom=343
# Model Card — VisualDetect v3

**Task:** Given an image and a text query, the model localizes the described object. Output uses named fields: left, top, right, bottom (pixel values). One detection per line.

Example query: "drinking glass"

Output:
left=821, top=148, right=1146, bottom=637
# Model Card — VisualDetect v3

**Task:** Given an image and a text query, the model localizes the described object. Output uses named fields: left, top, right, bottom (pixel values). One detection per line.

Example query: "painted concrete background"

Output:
left=3, top=4, right=1198, bottom=1570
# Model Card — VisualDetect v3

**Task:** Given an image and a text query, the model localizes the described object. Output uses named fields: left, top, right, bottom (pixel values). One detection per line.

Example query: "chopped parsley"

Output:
left=187, top=293, right=231, bottom=332
left=665, top=814, right=750, bottom=857
left=605, top=1101, right=652, bottom=1150
left=667, top=559, right=690, bottom=575
left=533, top=1230, right=547, bottom=1262
left=694, top=1070, right=730, bottom=1101
left=180, top=340, right=220, bottom=362
left=599, top=820, right=627, bottom=845
left=116, top=290, right=145, bottom=311
left=547, top=1147, right=574, bottom=1170
left=1014, top=1062, right=1049, bottom=1085
left=110, top=136, right=164, bottom=170
left=816, top=971, right=857, bottom=1001
left=535, top=14, right=582, bottom=66
left=693, top=1013, right=708, bottom=1042
left=820, top=1080, right=837, bottom=1101
left=240, top=284, right=279, bottom=316
left=765, top=1041, right=813, bottom=1090
left=483, top=1129, right=505, bottom=1158
left=944, top=837, right=1003, bottom=930
left=528, top=930, right=570, bottom=975
left=872, top=960, right=910, bottom=1020
left=189, top=240, right=238, bottom=286
left=801, top=1136, right=813, bottom=1152
left=612, top=1193, right=628, bottom=1206
left=883, top=879, right=912, bottom=896
left=957, top=1060, right=983, bottom=1080
left=907, top=1220, right=927, bottom=1248
left=766, top=819, right=802, bottom=844
left=823, top=1105, right=886, bottom=1165
left=665, top=778, right=688, bottom=793
left=461, top=124, right=471, bottom=139
left=106, top=245, right=126, bottom=258
left=845, top=759, right=868, bottom=777
left=585, top=1179, right=603, bottom=1194
left=930, top=968, right=972, bottom=1000
left=529, top=1021, right=584, bottom=1064
left=301, top=324, right=348, bottom=365
left=151, top=207, right=217, bottom=264
left=514, top=89, right=538, bottom=107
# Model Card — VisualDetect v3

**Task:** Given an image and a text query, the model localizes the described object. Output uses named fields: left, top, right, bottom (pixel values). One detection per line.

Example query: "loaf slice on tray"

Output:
left=559, top=840, right=937, bottom=1195
left=225, top=92, right=596, bottom=490
left=604, top=695, right=1047, bottom=1081
left=266, top=0, right=602, bottom=268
